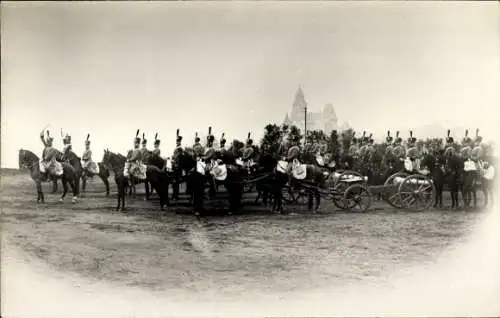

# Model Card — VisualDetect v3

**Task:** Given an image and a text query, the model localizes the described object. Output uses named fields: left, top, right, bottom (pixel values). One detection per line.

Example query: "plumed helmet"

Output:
left=220, top=133, right=226, bottom=145
left=386, top=130, right=393, bottom=143
left=446, top=129, right=454, bottom=144
left=85, top=134, right=91, bottom=145
left=208, top=135, right=215, bottom=143
left=134, top=129, right=141, bottom=144
left=394, top=131, right=402, bottom=144
left=176, top=129, right=182, bottom=143
left=462, top=129, right=472, bottom=144
left=142, top=133, right=147, bottom=145
left=154, top=133, right=160, bottom=146
left=246, top=132, right=253, bottom=145
left=194, top=132, right=200, bottom=143
left=475, top=128, right=482, bottom=143
left=408, top=130, right=416, bottom=144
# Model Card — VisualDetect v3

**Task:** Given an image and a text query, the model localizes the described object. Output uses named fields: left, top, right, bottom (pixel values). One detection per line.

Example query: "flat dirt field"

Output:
left=2, top=169, right=500, bottom=317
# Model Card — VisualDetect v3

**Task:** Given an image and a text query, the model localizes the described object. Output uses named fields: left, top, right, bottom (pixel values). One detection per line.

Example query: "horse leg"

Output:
left=144, top=181, right=150, bottom=201
left=314, top=190, right=321, bottom=213
left=52, top=179, right=58, bottom=193
left=60, top=179, right=68, bottom=202
left=82, top=174, right=87, bottom=192
left=36, top=181, right=44, bottom=203
left=103, top=177, right=110, bottom=196
left=70, top=179, right=78, bottom=203
left=307, top=190, right=314, bottom=211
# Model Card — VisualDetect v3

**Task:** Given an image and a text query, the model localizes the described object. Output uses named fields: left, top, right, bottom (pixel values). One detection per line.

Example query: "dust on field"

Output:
left=0, top=170, right=492, bottom=306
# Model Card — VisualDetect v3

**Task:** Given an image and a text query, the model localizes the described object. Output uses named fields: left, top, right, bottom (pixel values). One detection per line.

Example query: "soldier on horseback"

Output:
left=124, top=130, right=146, bottom=179
left=39, top=129, right=63, bottom=179
left=202, top=127, right=216, bottom=163
left=192, top=132, right=205, bottom=159
left=82, top=134, right=99, bottom=175
left=171, top=129, right=184, bottom=200
left=240, top=132, right=257, bottom=172
left=140, top=133, right=150, bottom=162
left=62, top=131, right=72, bottom=156
left=152, top=133, right=161, bottom=157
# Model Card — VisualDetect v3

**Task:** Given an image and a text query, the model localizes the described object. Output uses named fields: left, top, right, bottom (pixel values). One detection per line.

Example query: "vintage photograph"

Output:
left=1, top=1, right=499, bottom=317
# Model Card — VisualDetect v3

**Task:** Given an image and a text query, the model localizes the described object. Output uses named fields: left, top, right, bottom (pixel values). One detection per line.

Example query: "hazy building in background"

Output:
left=283, top=86, right=339, bottom=133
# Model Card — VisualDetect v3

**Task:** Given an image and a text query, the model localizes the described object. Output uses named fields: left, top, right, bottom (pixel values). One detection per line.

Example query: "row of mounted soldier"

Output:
left=36, top=125, right=494, bottom=186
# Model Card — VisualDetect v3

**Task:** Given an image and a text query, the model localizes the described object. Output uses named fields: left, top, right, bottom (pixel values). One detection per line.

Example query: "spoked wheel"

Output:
left=398, top=174, right=435, bottom=211
left=383, top=172, right=409, bottom=208
left=343, top=183, right=372, bottom=212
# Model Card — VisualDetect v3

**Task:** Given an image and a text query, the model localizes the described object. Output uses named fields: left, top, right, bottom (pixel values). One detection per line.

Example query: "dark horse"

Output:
left=101, top=149, right=169, bottom=211
left=61, top=149, right=83, bottom=197
left=285, top=155, right=327, bottom=213
left=81, top=159, right=111, bottom=197
left=253, top=151, right=290, bottom=214
left=175, top=149, right=245, bottom=216
left=18, top=149, right=80, bottom=203
left=127, top=150, right=165, bottom=200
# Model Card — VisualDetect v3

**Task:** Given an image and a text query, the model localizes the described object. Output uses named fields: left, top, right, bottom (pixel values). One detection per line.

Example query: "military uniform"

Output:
left=192, top=133, right=205, bottom=158
left=152, top=133, right=161, bottom=157
left=82, top=134, right=99, bottom=174
left=124, top=133, right=145, bottom=179
left=203, top=134, right=216, bottom=162
left=39, top=130, right=62, bottom=177
left=241, top=134, right=256, bottom=162
left=140, top=134, right=150, bottom=163
left=171, top=130, right=184, bottom=200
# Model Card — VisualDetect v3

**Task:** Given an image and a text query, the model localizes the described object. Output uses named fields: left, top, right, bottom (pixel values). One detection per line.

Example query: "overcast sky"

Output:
left=2, top=1, right=499, bottom=168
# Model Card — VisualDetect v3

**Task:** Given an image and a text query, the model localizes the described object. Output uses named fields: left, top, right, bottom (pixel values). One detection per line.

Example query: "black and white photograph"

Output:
left=1, top=1, right=499, bottom=317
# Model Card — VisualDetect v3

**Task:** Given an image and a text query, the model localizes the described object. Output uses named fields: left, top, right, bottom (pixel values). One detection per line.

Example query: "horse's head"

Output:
left=102, top=148, right=125, bottom=170
left=18, top=149, right=38, bottom=170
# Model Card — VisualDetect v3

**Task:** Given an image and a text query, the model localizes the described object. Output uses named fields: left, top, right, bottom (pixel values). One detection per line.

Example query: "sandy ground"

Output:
left=1, top=170, right=500, bottom=317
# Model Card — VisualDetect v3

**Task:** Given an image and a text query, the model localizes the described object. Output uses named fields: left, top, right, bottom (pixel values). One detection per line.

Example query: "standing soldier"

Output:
left=152, top=133, right=161, bottom=157
left=471, top=128, right=485, bottom=164
left=192, top=132, right=205, bottom=159
left=203, top=127, right=217, bottom=197
left=405, top=131, right=419, bottom=172
left=392, top=131, right=406, bottom=162
left=82, top=134, right=99, bottom=174
left=124, top=130, right=144, bottom=179
left=348, top=132, right=360, bottom=166
left=39, top=129, right=63, bottom=179
left=383, top=130, right=395, bottom=168
left=171, top=129, right=183, bottom=200
left=364, top=133, right=376, bottom=164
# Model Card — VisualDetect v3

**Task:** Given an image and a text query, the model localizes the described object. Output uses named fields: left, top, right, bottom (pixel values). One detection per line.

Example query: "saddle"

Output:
left=165, top=158, right=173, bottom=172
left=276, top=160, right=288, bottom=174
left=83, top=161, right=100, bottom=175
left=464, top=159, right=477, bottom=172
left=291, top=159, right=307, bottom=180
left=39, top=160, right=64, bottom=177
left=125, top=162, right=147, bottom=180
left=482, top=165, right=495, bottom=180
left=209, top=162, right=228, bottom=181
left=316, top=155, right=325, bottom=166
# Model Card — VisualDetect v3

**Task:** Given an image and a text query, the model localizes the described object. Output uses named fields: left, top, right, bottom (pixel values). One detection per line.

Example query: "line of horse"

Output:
left=18, top=144, right=494, bottom=215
